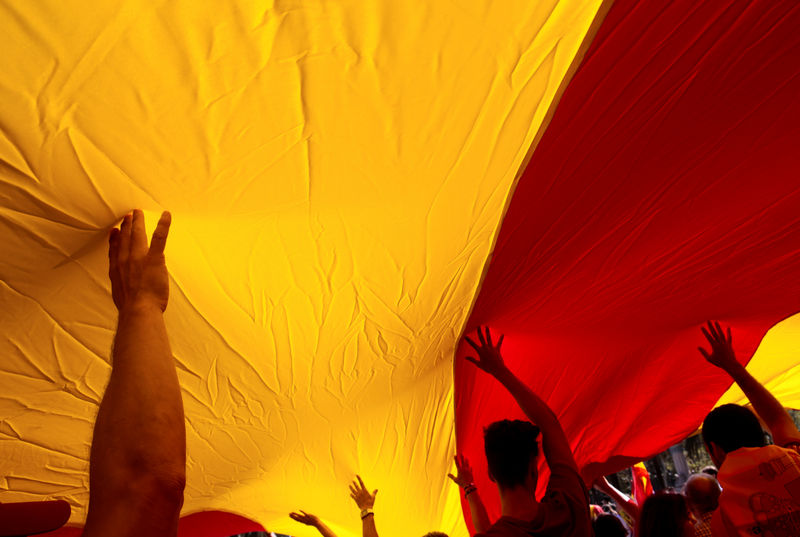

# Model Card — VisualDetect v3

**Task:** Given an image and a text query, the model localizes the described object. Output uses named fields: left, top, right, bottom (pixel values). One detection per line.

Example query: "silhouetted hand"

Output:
left=699, top=321, right=739, bottom=372
left=464, top=326, right=507, bottom=376
left=447, top=455, right=474, bottom=488
left=108, top=209, right=171, bottom=312
left=349, top=475, right=377, bottom=510
left=290, top=510, right=321, bottom=527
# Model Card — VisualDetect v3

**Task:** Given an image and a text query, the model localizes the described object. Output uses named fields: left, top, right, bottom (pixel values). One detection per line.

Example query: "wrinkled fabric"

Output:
left=0, top=1, right=606, bottom=535
left=456, top=0, right=800, bottom=527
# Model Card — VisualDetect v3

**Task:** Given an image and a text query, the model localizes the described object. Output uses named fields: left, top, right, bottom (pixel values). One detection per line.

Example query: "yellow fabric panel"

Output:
left=716, top=314, right=800, bottom=411
left=0, top=1, right=605, bottom=535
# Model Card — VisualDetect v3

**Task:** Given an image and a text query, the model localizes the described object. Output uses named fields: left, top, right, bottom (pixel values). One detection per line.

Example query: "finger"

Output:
left=108, top=229, right=123, bottom=307
left=698, top=347, right=710, bottom=359
left=130, top=209, right=148, bottom=261
left=372, top=489, right=378, bottom=497
left=705, top=321, right=718, bottom=340
left=465, top=356, right=480, bottom=367
left=118, top=213, right=132, bottom=273
left=714, top=321, right=723, bottom=340
left=447, top=473, right=457, bottom=482
left=357, top=475, right=366, bottom=491
left=148, top=211, right=171, bottom=256
left=497, top=334, right=504, bottom=350
left=477, top=327, right=486, bottom=346
left=484, top=326, right=493, bottom=346
left=108, top=228, right=120, bottom=276
left=465, top=336, right=480, bottom=352
left=701, top=326, right=712, bottom=344
left=727, top=326, right=732, bottom=345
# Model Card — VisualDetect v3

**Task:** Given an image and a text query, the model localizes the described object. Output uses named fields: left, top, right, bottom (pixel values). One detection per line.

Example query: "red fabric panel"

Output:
left=38, top=510, right=265, bottom=537
left=455, top=0, right=800, bottom=529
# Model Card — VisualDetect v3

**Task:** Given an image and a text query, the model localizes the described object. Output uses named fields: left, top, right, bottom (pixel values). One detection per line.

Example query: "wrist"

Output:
left=725, top=361, right=748, bottom=378
left=120, top=299, right=164, bottom=317
left=463, top=484, right=477, bottom=497
left=491, top=365, right=514, bottom=382
left=360, top=508, right=374, bottom=520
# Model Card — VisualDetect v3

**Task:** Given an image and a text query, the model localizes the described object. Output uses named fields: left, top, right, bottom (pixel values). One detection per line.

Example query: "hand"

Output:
left=108, top=210, right=171, bottom=312
left=447, top=455, right=474, bottom=488
left=349, top=475, right=377, bottom=510
left=699, top=321, right=739, bottom=372
left=289, top=510, right=321, bottom=527
left=464, top=326, right=507, bottom=376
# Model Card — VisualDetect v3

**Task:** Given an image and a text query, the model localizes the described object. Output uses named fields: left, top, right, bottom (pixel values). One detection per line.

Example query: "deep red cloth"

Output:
left=38, top=510, right=265, bottom=537
left=455, top=0, right=800, bottom=530
left=0, top=500, right=70, bottom=536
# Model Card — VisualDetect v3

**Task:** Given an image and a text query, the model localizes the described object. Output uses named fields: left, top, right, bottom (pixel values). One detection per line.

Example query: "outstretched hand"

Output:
left=699, top=321, right=739, bottom=372
left=349, top=475, right=377, bottom=510
left=464, top=326, right=507, bottom=376
left=447, top=454, right=474, bottom=488
left=289, top=510, right=321, bottom=527
left=108, top=209, right=172, bottom=312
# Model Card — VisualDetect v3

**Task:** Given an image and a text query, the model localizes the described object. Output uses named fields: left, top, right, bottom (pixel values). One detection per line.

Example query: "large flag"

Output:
left=2, top=0, right=800, bottom=535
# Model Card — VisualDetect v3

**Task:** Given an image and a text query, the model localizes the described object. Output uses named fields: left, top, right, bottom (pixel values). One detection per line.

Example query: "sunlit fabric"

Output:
left=0, top=1, right=607, bottom=535
left=455, top=0, right=800, bottom=528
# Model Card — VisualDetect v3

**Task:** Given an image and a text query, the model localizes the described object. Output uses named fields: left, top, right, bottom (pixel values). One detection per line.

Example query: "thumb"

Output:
left=373, top=489, right=378, bottom=497
left=447, top=473, right=457, bottom=482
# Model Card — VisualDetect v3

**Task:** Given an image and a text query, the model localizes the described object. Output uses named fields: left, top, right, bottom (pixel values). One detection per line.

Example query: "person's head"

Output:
left=683, top=473, right=720, bottom=517
left=702, top=404, right=765, bottom=466
left=422, top=533, right=448, bottom=537
left=700, top=465, right=718, bottom=477
left=483, top=419, right=541, bottom=491
left=638, top=492, right=692, bottom=537
left=593, top=513, right=629, bottom=537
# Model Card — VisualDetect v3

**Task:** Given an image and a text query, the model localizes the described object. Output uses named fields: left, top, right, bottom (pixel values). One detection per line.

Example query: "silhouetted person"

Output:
left=462, top=326, right=591, bottom=537
left=683, top=473, right=719, bottom=537
left=637, top=492, right=692, bottom=537
left=592, top=513, right=629, bottom=537
left=699, top=321, right=800, bottom=536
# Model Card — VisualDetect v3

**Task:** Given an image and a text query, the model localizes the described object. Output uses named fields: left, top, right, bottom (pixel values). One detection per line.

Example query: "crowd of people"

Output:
left=5, top=211, right=800, bottom=537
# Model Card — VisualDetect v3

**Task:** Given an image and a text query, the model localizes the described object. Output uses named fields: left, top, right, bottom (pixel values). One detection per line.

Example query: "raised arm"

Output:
left=465, top=327, right=579, bottom=472
left=83, top=210, right=185, bottom=537
left=289, top=510, right=339, bottom=537
left=593, top=477, right=640, bottom=523
left=448, top=455, right=492, bottom=534
left=699, top=321, right=800, bottom=447
left=350, top=475, right=379, bottom=537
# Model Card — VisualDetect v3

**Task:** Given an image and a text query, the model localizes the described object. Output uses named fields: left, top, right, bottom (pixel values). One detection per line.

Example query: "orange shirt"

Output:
left=712, top=445, right=800, bottom=536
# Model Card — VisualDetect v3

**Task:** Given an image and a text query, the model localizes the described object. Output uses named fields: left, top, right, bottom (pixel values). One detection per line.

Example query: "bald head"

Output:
left=684, top=473, right=721, bottom=515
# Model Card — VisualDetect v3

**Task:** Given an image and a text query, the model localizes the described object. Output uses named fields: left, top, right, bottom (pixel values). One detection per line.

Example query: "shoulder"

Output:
left=545, top=463, right=589, bottom=504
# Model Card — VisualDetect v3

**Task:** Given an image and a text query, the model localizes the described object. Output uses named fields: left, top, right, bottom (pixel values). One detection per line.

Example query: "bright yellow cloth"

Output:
left=0, top=1, right=606, bottom=535
left=717, top=315, right=800, bottom=411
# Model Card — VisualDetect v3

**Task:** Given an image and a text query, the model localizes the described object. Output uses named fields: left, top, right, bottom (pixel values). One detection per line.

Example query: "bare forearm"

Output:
left=598, top=482, right=638, bottom=521
left=727, top=363, right=795, bottom=438
left=466, top=491, right=491, bottom=534
left=493, top=367, right=577, bottom=470
left=94, top=302, right=185, bottom=476
left=314, top=521, right=339, bottom=537
left=361, top=515, right=379, bottom=537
